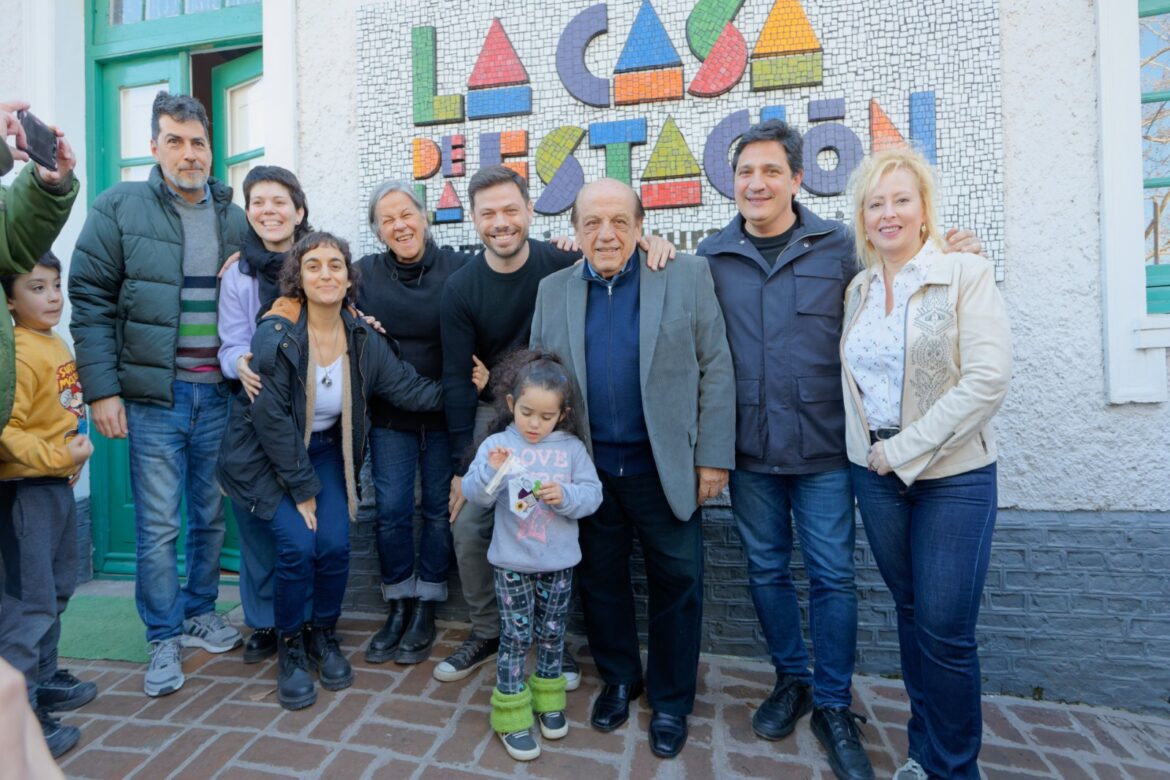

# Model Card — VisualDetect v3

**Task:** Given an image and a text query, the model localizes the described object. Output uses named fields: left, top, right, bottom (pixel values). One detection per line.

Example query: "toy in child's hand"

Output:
left=510, top=476, right=541, bottom=518
left=535, top=481, right=564, bottom=507
left=487, top=446, right=512, bottom=470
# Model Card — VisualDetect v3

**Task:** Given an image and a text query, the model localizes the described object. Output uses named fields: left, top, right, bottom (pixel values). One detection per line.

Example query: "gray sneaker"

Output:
left=144, top=637, right=185, bottom=697
left=182, top=612, right=243, bottom=653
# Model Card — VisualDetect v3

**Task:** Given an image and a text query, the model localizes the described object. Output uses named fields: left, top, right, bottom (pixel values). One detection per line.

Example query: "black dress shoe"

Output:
left=649, top=712, right=688, bottom=758
left=590, top=681, right=644, bottom=732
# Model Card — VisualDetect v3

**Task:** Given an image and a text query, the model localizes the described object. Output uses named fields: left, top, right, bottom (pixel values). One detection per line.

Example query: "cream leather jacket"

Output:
left=840, top=244, right=1011, bottom=486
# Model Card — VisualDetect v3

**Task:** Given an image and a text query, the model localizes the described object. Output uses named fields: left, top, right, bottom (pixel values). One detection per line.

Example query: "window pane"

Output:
left=111, top=0, right=144, bottom=24
left=185, top=0, right=220, bottom=12
left=121, top=83, right=167, bottom=159
left=228, top=77, right=264, bottom=156
left=121, top=165, right=153, bottom=182
left=229, top=157, right=265, bottom=206
left=1143, top=98, right=1170, bottom=184
left=1142, top=14, right=1170, bottom=94
left=224, top=0, right=260, bottom=5
left=145, top=0, right=182, bottom=20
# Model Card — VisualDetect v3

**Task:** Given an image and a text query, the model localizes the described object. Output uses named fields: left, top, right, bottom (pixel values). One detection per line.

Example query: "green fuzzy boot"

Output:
left=528, top=674, right=567, bottom=713
left=490, top=686, right=534, bottom=734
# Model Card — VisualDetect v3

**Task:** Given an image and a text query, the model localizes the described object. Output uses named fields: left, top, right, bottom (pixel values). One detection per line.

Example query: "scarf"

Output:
left=239, top=229, right=288, bottom=317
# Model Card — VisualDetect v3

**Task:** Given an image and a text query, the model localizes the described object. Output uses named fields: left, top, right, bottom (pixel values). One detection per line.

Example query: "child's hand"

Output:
left=487, top=447, right=511, bottom=470
left=536, top=481, right=564, bottom=507
left=66, top=434, right=93, bottom=466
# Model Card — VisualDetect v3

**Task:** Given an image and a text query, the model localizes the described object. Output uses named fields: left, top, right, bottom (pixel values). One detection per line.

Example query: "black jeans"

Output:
left=578, top=470, right=703, bottom=716
left=0, top=478, right=78, bottom=693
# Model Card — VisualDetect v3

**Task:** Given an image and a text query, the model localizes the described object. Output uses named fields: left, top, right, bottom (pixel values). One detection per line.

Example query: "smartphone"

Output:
left=16, top=110, right=58, bottom=172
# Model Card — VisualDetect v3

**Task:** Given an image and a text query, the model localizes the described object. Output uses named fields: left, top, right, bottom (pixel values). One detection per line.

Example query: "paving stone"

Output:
left=318, top=749, right=377, bottom=778
left=1010, top=704, right=1074, bottom=728
left=101, top=722, right=183, bottom=750
left=349, top=721, right=438, bottom=756
left=135, top=677, right=214, bottom=722
left=308, top=692, right=373, bottom=742
left=61, top=747, right=149, bottom=779
left=374, top=696, right=456, bottom=727
left=1027, top=725, right=1097, bottom=752
left=171, top=731, right=253, bottom=780
left=1044, top=753, right=1096, bottom=780
left=238, top=735, right=332, bottom=773
left=81, top=691, right=150, bottom=718
left=129, top=727, right=219, bottom=780
left=725, top=751, right=817, bottom=779
left=433, top=709, right=492, bottom=763
left=979, top=743, right=1053, bottom=774
left=983, top=703, right=1029, bottom=743
left=207, top=701, right=284, bottom=730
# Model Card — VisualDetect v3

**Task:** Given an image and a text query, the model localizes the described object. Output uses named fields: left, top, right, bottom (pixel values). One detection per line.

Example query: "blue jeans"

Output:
left=271, top=429, right=350, bottom=635
left=851, top=463, right=997, bottom=780
left=728, top=467, right=857, bottom=707
left=126, top=381, right=229, bottom=643
left=231, top=499, right=275, bottom=629
left=369, top=427, right=453, bottom=602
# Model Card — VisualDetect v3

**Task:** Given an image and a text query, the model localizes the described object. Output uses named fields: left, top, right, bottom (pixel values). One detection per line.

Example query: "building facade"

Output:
left=1, top=0, right=1167, bottom=713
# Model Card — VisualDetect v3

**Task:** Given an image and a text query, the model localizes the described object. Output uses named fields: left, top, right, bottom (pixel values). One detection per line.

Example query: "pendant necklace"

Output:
left=310, top=321, right=343, bottom=388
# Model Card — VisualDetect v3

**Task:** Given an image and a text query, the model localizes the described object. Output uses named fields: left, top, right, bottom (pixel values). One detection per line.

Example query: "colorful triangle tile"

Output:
left=614, top=0, right=682, bottom=73
left=437, top=181, right=463, bottom=210
left=468, top=19, right=530, bottom=89
left=752, top=0, right=822, bottom=59
left=869, top=99, right=906, bottom=152
left=642, top=117, right=701, bottom=180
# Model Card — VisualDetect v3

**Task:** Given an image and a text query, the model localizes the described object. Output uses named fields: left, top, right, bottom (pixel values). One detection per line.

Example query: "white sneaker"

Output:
left=894, top=758, right=928, bottom=780
left=182, top=612, right=243, bottom=653
left=538, top=710, right=569, bottom=740
left=561, top=651, right=581, bottom=692
left=144, top=637, right=185, bottom=697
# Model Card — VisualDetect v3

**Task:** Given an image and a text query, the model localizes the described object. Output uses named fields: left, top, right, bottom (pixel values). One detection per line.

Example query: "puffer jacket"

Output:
left=68, top=165, right=249, bottom=406
left=1, top=164, right=79, bottom=429
left=216, top=298, right=443, bottom=521
left=841, top=244, right=1012, bottom=486
left=698, top=203, right=857, bottom=474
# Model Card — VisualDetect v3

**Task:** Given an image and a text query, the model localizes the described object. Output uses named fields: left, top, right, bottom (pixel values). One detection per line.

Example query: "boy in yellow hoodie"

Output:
left=0, top=252, right=95, bottom=759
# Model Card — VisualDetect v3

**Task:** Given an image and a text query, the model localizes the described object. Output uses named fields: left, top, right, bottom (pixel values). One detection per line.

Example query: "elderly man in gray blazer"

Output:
left=530, top=178, right=735, bottom=759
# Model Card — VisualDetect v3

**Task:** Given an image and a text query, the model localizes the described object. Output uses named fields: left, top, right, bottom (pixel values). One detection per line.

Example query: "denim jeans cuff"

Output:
left=381, top=576, right=417, bottom=601
left=415, top=579, right=448, bottom=603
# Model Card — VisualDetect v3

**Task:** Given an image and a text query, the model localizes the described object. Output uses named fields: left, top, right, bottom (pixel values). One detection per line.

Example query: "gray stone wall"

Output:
left=341, top=468, right=1170, bottom=715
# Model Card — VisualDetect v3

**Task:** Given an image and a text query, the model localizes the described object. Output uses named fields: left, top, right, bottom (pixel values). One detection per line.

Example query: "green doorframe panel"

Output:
left=83, top=0, right=262, bottom=576
left=211, top=48, right=265, bottom=182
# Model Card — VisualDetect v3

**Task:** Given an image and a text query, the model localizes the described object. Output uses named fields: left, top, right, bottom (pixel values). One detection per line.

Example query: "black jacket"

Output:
left=698, top=202, right=857, bottom=474
left=355, top=241, right=472, bottom=432
left=216, top=298, right=443, bottom=520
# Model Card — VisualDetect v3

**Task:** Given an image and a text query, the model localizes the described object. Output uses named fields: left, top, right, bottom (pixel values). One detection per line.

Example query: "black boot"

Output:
left=277, top=630, right=316, bottom=711
left=305, top=625, right=354, bottom=691
left=366, top=598, right=411, bottom=663
left=394, top=599, right=436, bottom=664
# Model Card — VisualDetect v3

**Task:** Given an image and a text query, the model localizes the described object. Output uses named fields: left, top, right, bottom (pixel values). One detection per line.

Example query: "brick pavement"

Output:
left=53, top=617, right=1170, bottom=780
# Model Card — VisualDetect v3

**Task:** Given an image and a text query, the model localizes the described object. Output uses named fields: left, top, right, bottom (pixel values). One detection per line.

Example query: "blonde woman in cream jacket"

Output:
left=840, top=148, right=1010, bottom=780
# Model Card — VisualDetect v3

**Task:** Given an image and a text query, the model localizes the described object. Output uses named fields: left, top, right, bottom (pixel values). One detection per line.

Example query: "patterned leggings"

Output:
left=493, top=566, right=574, bottom=695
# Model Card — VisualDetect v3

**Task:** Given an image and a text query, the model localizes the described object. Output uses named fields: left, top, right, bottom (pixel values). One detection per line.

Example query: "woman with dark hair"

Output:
left=217, top=231, right=443, bottom=711
left=217, top=165, right=312, bottom=665
left=355, top=180, right=484, bottom=665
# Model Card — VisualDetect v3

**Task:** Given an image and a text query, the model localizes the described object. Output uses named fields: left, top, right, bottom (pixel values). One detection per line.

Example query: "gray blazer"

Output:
left=530, top=249, right=736, bottom=520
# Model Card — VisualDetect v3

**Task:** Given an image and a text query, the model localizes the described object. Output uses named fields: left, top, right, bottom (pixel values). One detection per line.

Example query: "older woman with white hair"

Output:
left=355, top=181, right=484, bottom=665
left=841, top=149, right=1011, bottom=780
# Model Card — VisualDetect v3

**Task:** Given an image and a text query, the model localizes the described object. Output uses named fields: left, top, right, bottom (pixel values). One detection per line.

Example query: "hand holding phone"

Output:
left=16, top=110, right=58, bottom=172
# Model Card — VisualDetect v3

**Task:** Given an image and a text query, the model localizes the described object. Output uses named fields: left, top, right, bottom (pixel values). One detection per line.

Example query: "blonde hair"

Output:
left=848, top=148, right=943, bottom=270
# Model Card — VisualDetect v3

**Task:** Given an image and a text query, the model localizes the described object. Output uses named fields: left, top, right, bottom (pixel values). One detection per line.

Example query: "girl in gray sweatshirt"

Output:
left=461, top=351, right=602, bottom=761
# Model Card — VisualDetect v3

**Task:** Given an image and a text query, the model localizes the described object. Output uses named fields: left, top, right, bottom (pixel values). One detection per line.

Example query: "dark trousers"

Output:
left=851, top=462, right=998, bottom=780
left=0, top=479, right=78, bottom=694
left=579, top=470, right=703, bottom=716
left=271, top=429, right=350, bottom=636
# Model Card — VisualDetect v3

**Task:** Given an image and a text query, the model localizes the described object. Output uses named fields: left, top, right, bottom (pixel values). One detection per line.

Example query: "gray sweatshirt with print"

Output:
left=462, top=425, right=603, bottom=574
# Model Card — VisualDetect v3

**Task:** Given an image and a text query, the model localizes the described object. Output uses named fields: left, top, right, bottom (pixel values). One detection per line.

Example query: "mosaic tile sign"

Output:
left=357, top=0, right=1004, bottom=278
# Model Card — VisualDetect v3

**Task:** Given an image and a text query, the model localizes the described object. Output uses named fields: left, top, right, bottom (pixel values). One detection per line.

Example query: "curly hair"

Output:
left=465, top=348, right=580, bottom=462
left=279, top=231, right=359, bottom=306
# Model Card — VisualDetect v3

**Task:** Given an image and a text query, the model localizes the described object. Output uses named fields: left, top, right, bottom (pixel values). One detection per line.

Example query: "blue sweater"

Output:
left=583, top=256, right=654, bottom=477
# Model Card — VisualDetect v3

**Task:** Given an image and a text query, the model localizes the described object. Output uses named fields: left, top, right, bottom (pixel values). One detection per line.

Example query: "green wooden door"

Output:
left=89, top=51, right=264, bottom=574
